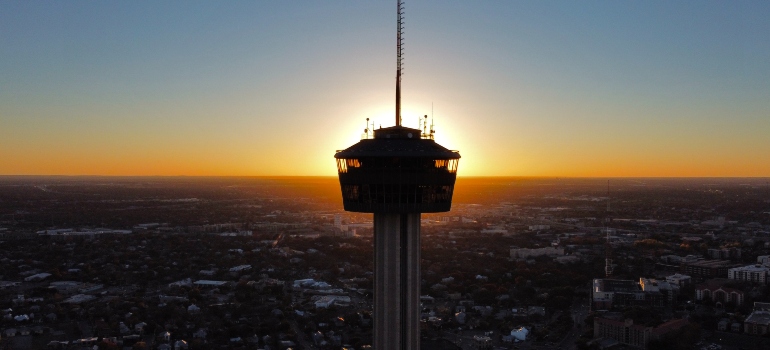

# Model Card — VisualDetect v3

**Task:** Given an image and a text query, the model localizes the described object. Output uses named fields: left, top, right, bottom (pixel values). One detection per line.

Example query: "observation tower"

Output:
left=334, top=1, right=460, bottom=349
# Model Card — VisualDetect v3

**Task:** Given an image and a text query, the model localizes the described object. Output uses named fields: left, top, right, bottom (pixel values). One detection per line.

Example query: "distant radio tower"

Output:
left=605, top=180, right=614, bottom=277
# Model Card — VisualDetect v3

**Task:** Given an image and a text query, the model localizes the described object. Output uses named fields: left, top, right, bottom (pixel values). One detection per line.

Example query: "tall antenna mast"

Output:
left=395, top=0, right=404, bottom=126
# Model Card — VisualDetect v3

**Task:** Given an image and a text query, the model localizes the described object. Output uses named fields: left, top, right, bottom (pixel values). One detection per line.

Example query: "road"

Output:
left=558, top=302, right=590, bottom=350
left=289, top=318, right=316, bottom=350
left=441, top=329, right=490, bottom=350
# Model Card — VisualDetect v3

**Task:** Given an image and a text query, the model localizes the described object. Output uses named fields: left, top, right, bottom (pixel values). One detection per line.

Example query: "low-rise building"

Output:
left=169, top=278, right=193, bottom=288
left=592, top=278, right=676, bottom=311
left=708, top=247, right=741, bottom=260
left=62, top=294, right=96, bottom=304
left=193, top=280, right=228, bottom=287
left=695, top=279, right=745, bottom=305
left=650, top=318, right=690, bottom=341
left=592, top=279, right=642, bottom=311
left=639, top=278, right=677, bottom=307
left=594, top=317, right=690, bottom=349
left=78, top=283, right=104, bottom=294
left=745, top=302, right=770, bottom=335
left=728, top=264, right=770, bottom=285
left=594, top=318, right=651, bottom=348
left=555, top=255, right=581, bottom=264
left=510, top=246, right=564, bottom=259
left=665, top=273, right=692, bottom=288
left=681, top=260, right=736, bottom=279
left=23, top=272, right=51, bottom=282
left=49, top=281, right=82, bottom=294
left=314, top=295, right=351, bottom=309
left=229, top=264, right=252, bottom=272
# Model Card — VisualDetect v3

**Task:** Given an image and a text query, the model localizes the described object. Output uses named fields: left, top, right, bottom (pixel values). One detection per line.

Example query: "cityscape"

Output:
left=1, top=177, right=769, bottom=349
left=2, top=1, right=770, bottom=350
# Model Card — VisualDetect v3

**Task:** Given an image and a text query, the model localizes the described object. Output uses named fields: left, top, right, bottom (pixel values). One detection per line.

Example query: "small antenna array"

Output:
left=363, top=118, right=371, bottom=139
left=360, top=1, right=439, bottom=138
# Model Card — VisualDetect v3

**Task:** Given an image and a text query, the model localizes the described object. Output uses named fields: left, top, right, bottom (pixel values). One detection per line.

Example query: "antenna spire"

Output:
left=395, top=0, right=404, bottom=126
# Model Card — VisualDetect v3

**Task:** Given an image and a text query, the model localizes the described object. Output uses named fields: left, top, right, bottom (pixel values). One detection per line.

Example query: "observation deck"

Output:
left=335, top=125, right=460, bottom=213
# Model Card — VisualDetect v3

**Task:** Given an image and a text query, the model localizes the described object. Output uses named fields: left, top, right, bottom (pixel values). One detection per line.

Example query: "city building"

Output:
left=665, top=273, right=692, bottom=287
left=555, top=255, right=581, bottom=264
left=708, top=247, right=741, bottom=260
left=639, top=278, right=678, bottom=306
left=681, top=260, right=736, bottom=279
left=757, top=255, right=770, bottom=266
left=650, top=318, right=691, bottom=342
left=193, top=280, right=228, bottom=287
left=695, top=279, right=745, bottom=305
left=592, top=278, right=677, bottom=311
left=594, top=317, right=651, bottom=348
left=591, top=279, right=642, bottom=311
left=23, top=273, right=51, bottom=282
left=745, top=302, right=770, bottom=335
left=728, top=264, right=770, bottom=284
left=594, top=316, right=690, bottom=349
left=510, top=246, right=564, bottom=259
left=229, top=265, right=252, bottom=272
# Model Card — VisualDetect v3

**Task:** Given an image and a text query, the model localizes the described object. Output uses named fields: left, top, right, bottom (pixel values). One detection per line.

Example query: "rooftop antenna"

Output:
left=395, top=0, right=404, bottom=126
left=430, top=103, right=435, bottom=138
left=430, top=110, right=435, bottom=138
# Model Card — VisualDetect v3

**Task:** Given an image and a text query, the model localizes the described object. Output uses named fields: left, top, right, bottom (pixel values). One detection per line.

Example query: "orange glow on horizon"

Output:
left=2, top=120, right=769, bottom=178
left=1, top=103, right=768, bottom=178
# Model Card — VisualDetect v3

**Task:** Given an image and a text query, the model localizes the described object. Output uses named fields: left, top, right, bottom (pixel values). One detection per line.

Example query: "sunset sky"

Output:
left=1, top=1, right=769, bottom=177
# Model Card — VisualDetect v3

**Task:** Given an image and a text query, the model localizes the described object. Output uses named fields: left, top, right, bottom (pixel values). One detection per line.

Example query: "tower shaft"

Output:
left=373, top=213, right=421, bottom=350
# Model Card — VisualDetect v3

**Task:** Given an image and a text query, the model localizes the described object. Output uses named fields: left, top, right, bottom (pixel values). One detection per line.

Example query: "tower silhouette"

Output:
left=334, top=2, right=460, bottom=348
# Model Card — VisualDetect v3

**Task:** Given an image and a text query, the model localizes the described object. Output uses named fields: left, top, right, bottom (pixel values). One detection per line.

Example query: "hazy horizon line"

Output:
left=1, top=174, right=768, bottom=179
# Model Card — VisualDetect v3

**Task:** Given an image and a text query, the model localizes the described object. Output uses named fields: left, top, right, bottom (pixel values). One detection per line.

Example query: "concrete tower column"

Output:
left=373, top=213, right=421, bottom=350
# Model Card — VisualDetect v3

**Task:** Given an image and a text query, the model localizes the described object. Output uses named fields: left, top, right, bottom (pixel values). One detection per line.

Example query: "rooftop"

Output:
left=745, top=311, right=770, bottom=325
left=729, top=264, right=770, bottom=272
left=685, top=260, right=735, bottom=268
left=594, top=279, right=640, bottom=293
left=335, top=140, right=459, bottom=159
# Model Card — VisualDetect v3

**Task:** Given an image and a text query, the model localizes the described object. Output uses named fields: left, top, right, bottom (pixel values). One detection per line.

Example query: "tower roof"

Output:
left=335, top=139, right=459, bottom=159
left=335, top=126, right=459, bottom=159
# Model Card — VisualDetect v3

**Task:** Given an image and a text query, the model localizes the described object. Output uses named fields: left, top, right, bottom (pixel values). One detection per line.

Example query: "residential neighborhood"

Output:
left=1, top=177, right=769, bottom=349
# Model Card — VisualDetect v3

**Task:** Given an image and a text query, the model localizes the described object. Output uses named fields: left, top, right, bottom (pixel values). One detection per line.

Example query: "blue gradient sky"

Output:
left=1, top=1, right=769, bottom=176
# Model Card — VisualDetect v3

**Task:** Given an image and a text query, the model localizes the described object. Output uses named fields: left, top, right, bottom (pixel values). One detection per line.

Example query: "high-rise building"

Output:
left=333, top=2, right=460, bottom=348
